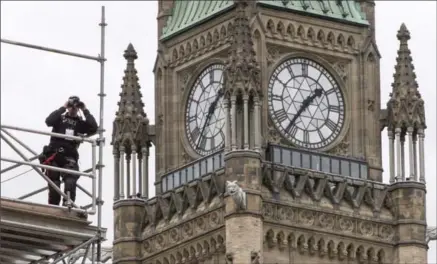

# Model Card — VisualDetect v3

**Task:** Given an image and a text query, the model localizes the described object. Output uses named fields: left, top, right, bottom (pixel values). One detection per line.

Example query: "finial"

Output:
left=397, top=23, right=410, bottom=42
left=124, top=43, right=138, bottom=61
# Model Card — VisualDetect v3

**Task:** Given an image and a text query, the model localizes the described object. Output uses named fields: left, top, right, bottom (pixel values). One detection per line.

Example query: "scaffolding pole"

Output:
left=0, top=6, right=107, bottom=264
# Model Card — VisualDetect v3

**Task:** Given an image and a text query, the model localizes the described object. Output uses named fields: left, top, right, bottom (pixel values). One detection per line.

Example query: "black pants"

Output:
left=46, top=157, right=79, bottom=206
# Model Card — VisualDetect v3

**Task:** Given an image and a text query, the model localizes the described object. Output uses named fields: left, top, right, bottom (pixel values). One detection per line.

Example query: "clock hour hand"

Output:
left=196, top=89, right=224, bottom=148
left=286, top=88, right=323, bottom=132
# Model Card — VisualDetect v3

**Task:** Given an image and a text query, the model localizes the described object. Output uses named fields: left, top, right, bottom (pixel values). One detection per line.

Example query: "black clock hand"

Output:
left=196, top=89, right=224, bottom=148
left=285, top=88, right=323, bottom=132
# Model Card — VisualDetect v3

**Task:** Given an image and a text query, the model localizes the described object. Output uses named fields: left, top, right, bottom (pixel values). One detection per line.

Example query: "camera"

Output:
left=67, top=96, right=84, bottom=109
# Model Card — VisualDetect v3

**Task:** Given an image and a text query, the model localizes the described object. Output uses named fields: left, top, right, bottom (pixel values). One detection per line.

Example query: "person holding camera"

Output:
left=40, top=96, right=98, bottom=206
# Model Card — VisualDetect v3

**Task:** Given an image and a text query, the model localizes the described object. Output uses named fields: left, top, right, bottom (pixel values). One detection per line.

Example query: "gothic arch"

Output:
left=179, top=45, right=185, bottom=57
left=327, top=31, right=335, bottom=45
left=172, top=49, right=178, bottom=61
left=213, top=28, right=220, bottom=42
left=337, top=33, right=345, bottom=47
left=193, top=39, right=199, bottom=51
left=266, top=19, right=275, bottom=34
left=317, top=29, right=325, bottom=43
left=206, top=32, right=212, bottom=45
left=186, top=42, right=192, bottom=54
left=286, top=23, right=295, bottom=37
left=276, top=21, right=285, bottom=36
left=347, top=36, right=356, bottom=49
left=220, top=25, right=227, bottom=39
left=307, top=27, right=315, bottom=41
left=297, top=25, right=305, bottom=39
left=200, top=35, right=205, bottom=48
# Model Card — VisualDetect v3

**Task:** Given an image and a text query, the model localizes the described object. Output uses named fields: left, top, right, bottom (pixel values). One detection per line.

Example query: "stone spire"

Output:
left=386, top=23, right=425, bottom=131
left=222, top=0, right=262, bottom=153
left=223, top=0, right=261, bottom=97
left=112, top=43, right=151, bottom=200
left=112, top=43, right=150, bottom=150
left=386, top=24, right=426, bottom=184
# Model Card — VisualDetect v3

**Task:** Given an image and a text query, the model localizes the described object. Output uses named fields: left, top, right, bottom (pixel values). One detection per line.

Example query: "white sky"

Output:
left=0, top=1, right=435, bottom=262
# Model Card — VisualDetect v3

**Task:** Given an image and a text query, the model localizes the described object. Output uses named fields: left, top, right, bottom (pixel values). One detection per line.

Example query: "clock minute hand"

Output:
left=286, top=88, right=324, bottom=131
left=196, top=89, right=224, bottom=148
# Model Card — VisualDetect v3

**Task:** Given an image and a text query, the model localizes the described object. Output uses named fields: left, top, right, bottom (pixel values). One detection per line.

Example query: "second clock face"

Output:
left=268, top=58, right=345, bottom=150
left=185, top=64, right=226, bottom=156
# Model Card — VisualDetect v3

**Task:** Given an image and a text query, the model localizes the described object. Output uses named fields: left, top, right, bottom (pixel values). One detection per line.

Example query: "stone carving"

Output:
left=262, top=166, right=394, bottom=215
left=147, top=233, right=226, bottom=263
left=426, top=226, right=437, bottom=243
left=142, top=210, right=224, bottom=257
left=264, top=228, right=388, bottom=262
left=332, top=62, right=348, bottom=81
left=226, top=181, right=247, bottom=210
left=179, top=71, right=191, bottom=92
left=368, top=99, right=375, bottom=111
left=329, top=139, right=350, bottom=156
left=143, top=175, right=225, bottom=230
left=251, top=251, right=261, bottom=264
left=263, top=203, right=394, bottom=242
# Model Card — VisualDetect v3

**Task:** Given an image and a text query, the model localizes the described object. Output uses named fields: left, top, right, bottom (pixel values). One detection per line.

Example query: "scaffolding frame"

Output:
left=0, top=6, right=107, bottom=264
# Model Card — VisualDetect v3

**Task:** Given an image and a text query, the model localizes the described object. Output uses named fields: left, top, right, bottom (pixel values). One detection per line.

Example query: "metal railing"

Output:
left=1, top=125, right=97, bottom=213
left=267, top=144, right=369, bottom=180
left=160, top=150, right=225, bottom=193
left=0, top=5, right=107, bottom=264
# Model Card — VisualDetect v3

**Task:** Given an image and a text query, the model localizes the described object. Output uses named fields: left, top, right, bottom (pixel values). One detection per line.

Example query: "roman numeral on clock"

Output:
left=274, top=109, right=288, bottom=123
left=325, top=119, right=337, bottom=132
left=328, top=105, right=340, bottom=113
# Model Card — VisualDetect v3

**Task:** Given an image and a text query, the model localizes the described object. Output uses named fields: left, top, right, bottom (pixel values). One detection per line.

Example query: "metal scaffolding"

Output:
left=0, top=6, right=108, bottom=264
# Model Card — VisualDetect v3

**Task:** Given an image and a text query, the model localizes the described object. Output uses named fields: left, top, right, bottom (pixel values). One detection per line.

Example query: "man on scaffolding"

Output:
left=39, top=96, right=98, bottom=207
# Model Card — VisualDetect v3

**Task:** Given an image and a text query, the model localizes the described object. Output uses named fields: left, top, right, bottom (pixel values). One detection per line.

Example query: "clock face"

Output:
left=268, top=58, right=345, bottom=149
left=185, top=64, right=226, bottom=156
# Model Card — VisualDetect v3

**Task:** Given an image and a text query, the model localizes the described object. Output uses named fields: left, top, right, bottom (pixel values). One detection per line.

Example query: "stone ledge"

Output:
left=388, top=181, right=426, bottom=191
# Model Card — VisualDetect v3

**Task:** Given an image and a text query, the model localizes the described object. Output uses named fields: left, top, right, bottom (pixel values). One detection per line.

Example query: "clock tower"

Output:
left=112, top=1, right=430, bottom=263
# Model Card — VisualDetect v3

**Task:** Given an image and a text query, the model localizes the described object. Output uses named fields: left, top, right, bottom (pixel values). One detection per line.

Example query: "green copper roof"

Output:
left=161, top=0, right=234, bottom=40
left=160, top=0, right=368, bottom=40
left=258, top=0, right=368, bottom=26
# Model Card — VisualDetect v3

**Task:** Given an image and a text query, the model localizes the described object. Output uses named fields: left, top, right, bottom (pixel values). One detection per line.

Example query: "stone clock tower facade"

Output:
left=111, top=1, right=430, bottom=264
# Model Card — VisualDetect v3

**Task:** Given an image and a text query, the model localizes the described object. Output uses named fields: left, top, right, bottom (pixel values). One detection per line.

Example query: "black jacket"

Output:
left=45, top=106, right=98, bottom=158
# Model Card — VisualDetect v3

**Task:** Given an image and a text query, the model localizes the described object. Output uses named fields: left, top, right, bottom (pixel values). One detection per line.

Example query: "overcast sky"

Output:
left=1, top=1, right=435, bottom=262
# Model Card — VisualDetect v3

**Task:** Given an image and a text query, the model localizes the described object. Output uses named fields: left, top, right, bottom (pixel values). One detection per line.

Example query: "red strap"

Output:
left=43, top=153, right=57, bottom=165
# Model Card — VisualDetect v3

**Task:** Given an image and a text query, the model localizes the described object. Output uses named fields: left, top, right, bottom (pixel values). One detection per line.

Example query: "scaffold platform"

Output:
left=1, top=198, right=107, bottom=264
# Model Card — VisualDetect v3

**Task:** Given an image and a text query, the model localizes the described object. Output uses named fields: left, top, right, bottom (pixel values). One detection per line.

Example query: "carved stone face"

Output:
left=226, top=180, right=239, bottom=195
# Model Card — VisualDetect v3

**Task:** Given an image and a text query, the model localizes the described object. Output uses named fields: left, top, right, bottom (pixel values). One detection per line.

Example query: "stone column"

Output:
left=126, top=155, right=131, bottom=198
left=243, top=95, right=249, bottom=150
left=119, top=146, right=125, bottom=199
left=418, top=129, right=425, bottom=183
left=413, top=134, right=418, bottom=181
left=142, top=147, right=149, bottom=199
left=224, top=99, right=231, bottom=152
left=407, top=127, right=415, bottom=181
left=254, top=97, right=260, bottom=152
left=388, top=130, right=395, bottom=184
left=395, top=127, right=402, bottom=181
left=400, top=135, right=405, bottom=181
left=231, top=95, right=237, bottom=151
left=131, top=146, right=137, bottom=197
left=114, top=150, right=120, bottom=201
